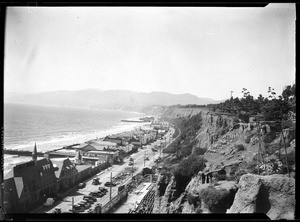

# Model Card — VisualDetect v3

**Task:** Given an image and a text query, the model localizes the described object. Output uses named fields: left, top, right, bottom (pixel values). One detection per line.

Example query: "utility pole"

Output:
left=132, top=160, right=134, bottom=180
left=110, top=172, right=112, bottom=201
left=72, top=197, right=74, bottom=212
left=230, top=91, right=234, bottom=113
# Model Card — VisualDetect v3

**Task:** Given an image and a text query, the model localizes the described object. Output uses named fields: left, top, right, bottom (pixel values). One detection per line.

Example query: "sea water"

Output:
left=3, top=103, right=147, bottom=172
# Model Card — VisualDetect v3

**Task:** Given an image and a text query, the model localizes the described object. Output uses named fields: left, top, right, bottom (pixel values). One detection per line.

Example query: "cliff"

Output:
left=152, top=107, right=295, bottom=219
left=228, top=174, right=295, bottom=220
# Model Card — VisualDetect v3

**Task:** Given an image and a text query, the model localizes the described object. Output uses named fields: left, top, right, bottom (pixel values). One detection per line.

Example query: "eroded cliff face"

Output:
left=152, top=108, right=295, bottom=217
left=228, top=174, right=295, bottom=220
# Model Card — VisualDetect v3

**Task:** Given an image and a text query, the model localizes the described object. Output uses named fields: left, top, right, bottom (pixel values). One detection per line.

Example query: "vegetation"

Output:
left=172, top=155, right=207, bottom=180
left=165, top=113, right=202, bottom=158
left=199, top=186, right=231, bottom=213
left=207, top=84, right=296, bottom=123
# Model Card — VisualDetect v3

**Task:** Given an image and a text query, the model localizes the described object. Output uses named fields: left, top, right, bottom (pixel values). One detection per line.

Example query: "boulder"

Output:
left=227, top=174, right=262, bottom=213
left=228, top=173, right=295, bottom=220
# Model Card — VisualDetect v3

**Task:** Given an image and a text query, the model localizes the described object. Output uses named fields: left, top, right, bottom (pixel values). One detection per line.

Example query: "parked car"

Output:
left=129, top=157, right=134, bottom=162
left=145, top=156, right=149, bottom=161
left=92, top=178, right=101, bottom=185
left=72, top=204, right=84, bottom=212
left=129, top=162, right=134, bottom=166
left=98, top=187, right=108, bottom=192
left=104, top=181, right=117, bottom=187
left=152, top=148, right=158, bottom=152
left=78, top=202, right=91, bottom=209
left=83, top=195, right=97, bottom=202
left=52, top=207, right=62, bottom=214
left=87, top=209, right=94, bottom=214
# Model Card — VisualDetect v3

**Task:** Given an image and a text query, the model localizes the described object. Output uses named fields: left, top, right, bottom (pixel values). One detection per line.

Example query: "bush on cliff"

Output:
left=199, top=186, right=230, bottom=213
left=172, top=155, right=207, bottom=179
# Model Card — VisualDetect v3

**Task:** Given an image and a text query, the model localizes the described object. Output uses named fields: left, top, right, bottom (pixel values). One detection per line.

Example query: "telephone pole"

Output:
left=110, top=172, right=112, bottom=201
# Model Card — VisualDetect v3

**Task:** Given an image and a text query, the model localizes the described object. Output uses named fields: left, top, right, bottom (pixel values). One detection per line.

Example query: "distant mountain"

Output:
left=4, top=89, right=220, bottom=110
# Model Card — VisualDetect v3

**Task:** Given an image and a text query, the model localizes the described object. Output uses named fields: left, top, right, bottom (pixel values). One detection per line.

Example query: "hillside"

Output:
left=150, top=106, right=295, bottom=219
left=4, top=89, right=219, bottom=110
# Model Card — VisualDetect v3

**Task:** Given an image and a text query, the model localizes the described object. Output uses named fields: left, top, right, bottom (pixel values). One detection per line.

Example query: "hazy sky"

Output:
left=5, top=4, right=295, bottom=100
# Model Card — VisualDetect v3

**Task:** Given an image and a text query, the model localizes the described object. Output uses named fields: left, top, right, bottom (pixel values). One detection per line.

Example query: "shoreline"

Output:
left=3, top=120, right=151, bottom=171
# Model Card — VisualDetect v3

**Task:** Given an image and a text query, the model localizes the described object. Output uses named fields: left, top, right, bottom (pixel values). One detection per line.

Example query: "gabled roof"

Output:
left=11, top=158, right=57, bottom=198
left=51, top=158, right=78, bottom=179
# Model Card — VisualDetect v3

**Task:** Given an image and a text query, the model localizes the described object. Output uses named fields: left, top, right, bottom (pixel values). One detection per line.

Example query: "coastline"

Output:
left=4, top=119, right=150, bottom=172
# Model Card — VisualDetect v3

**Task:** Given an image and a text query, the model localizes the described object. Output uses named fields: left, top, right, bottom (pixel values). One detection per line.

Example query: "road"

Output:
left=33, top=125, right=176, bottom=214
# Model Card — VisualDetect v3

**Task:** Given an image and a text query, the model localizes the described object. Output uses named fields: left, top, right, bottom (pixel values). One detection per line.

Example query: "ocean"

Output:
left=3, top=103, right=147, bottom=172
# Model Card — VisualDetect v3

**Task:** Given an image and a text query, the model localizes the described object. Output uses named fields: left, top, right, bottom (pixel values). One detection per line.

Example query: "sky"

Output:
left=4, top=4, right=295, bottom=100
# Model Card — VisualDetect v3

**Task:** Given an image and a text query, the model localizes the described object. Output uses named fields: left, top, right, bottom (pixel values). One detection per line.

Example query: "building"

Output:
left=74, top=164, right=92, bottom=184
left=51, top=158, right=78, bottom=192
left=84, top=150, right=120, bottom=164
left=3, top=143, right=58, bottom=213
left=103, top=136, right=123, bottom=146
left=93, top=140, right=118, bottom=150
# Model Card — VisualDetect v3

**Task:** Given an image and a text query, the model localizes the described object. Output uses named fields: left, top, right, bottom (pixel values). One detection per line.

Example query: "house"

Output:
left=51, top=158, right=78, bottom=192
left=93, top=140, right=118, bottom=150
left=84, top=150, right=120, bottom=164
left=74, top=164, right=92, bottom=184
left=3, top=144, right=58, bottom=213
left=103, top=136, right=123, bottom=146
left=130, top=137, right=142, bottom=146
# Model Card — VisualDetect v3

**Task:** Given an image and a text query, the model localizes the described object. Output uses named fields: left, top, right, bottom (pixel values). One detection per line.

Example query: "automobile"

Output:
left=145, top=156, right=149, bottom=161
left=78, top=202, right=91, bottom=209
left=92, top=178, right=101, bottom=185
left=83, top=195, right=97, bottom=202
left=52, top=207, right=62, bottom=214
left=152, top=148, right=158, bottom=152
left=87, top=209, right=94, bottom=214
left=98, top=187, right=108, bottom=192
left=129, top=162, right=134, bottom=166
left=72, top=204, right=84, bottom=212
left=89, top=191, right=105, bottom=198
left=129, top=157, right=134, bottom=162
left=89, top=191, right=99, bottom=197
left=84, top=198, right=95, bottom=204
left=77, top=182, right=86, bottom=189
left=104, top=181, right=117, bottom=187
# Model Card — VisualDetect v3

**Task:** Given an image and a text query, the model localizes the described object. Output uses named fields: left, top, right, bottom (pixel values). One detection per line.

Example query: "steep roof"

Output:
left=10, top=158, right=57, bottom=199
left=51, top=158, right=78, bottom=179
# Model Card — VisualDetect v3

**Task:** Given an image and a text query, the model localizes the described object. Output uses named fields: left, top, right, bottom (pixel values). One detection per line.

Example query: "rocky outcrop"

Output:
left=169, top=175, right=238, bottom=214
left=152, top=175, right=175, bottom=213
left=228, top=173, right=295, bottom=220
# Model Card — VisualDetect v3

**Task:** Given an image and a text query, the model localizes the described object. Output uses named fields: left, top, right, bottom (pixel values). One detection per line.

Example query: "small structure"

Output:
left=51, top=158, right=78, bottom=192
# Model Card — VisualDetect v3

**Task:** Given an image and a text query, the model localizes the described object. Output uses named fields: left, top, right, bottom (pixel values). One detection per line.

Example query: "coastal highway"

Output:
left=32, top=126, right=175, bottom=214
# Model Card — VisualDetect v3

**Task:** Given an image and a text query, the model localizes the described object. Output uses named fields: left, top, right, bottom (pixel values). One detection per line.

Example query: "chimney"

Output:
left=32, top=142, right=38, bottom=164
left=44, top=152, right=50, bottom=161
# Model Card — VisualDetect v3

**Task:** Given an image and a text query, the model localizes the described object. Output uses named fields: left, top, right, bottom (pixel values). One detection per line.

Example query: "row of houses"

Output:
left=3, top=144, right=103, bottom=214
left=61, top=123, right=169, bottom=164
left=4, top=121, right=171, bottom=213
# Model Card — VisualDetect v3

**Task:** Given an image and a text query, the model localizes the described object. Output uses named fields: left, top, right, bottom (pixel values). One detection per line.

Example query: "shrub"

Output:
left=199, top=186, right=229, bottom=212
left=172, top=156, right=207, bottom=179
